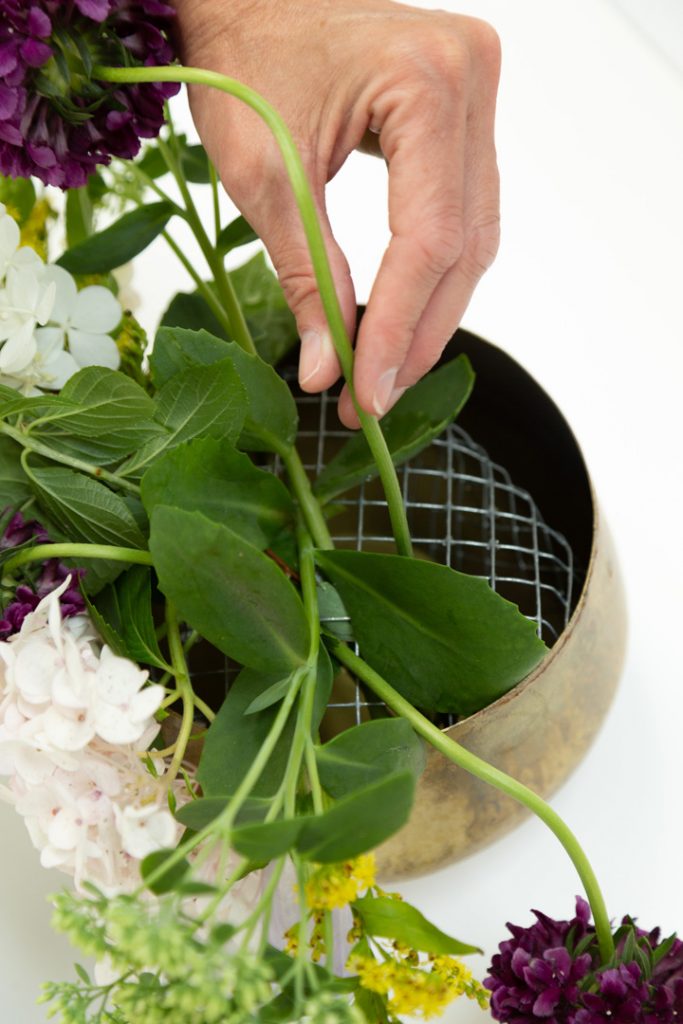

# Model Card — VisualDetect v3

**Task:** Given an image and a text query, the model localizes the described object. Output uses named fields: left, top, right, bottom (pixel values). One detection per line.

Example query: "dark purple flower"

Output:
left=0, top=0, right=179, bottom=188
left=485, top=898, right=596, bottom=1022
left=0, top=512, right=85, bottom=638
left=485, top=902, right=683, bottom=1024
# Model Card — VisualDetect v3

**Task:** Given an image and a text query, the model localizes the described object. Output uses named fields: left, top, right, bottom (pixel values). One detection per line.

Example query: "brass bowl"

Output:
left=375, top=330, right=627, bottom=879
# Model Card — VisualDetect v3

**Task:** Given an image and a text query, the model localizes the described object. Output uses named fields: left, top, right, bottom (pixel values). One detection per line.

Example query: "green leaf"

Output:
left=149, top=327, right=297, bottom=452
left=29, top=368, right=164, bottom=464
left=316, top=719, right=425, bottom=798
left=26, top=464, right=146, bottom=549
left=74, top=963, right=91, bottom=985
left=180, top=143, right=211, bottom=183
left=216, top=215, right=258, bottom=254
left=175, top=797, right=228, bottom=832
left=296, top=772, right=415, bottom=863
left=231, top=818, right=303, bottom=861
left=316, top=580, right=354, bottom=641
left=140, top=437, right=294, bottom=550
left=149, top=506, right=308, bottom=672
left=230, top=252, right=299, bottom=365
left=119, top=359, right=247, bottom=477
left=244, top=669, right=301, bottom=715
left=92, top=566, right=169, bottom=671
left=65, top=187, right=93, bottom=248
left=352, top=894, right=481, bottom=956
left=197, top=650, right=332, bottom=799
left=140, top=849, right=191, bottom=895
left=197, top=666, right=297, bottom=800
left=137, top=144, right=168, bottom=180
left=316, top=549, right=547, bottom=715
left=314, top=355, right=475, bottom=501
left=159, top=292, right=230, bottom=349
left=0, top=435, right=31, bottom=507
left=57, top=202, right=175, bottom=275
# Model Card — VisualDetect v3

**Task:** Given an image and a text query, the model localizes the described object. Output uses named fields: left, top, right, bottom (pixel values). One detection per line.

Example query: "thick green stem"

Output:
left=0, top=422, right=140, bottom=495
left=330, top=640, right=616, bottom=965
left=157, top=134, right=256, bottom=356
left=3, top=543, right=152, bottom=576
left=279, top=446, right=333, bottom=551
left=94, top=63, right=411, bottom=556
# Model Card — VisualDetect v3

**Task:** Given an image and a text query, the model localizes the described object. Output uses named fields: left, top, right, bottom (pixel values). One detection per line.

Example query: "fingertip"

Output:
left=298, top=328, right=341, bottom=392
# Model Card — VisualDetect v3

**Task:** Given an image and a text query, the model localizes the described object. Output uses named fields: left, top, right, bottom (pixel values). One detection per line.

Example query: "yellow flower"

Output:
left=305, top=854, right=376, bottom=911
left=350, top=952, right=488, bottom=1020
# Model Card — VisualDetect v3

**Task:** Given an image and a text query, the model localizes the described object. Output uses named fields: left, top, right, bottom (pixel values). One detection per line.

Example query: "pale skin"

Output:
left=171, top=0, right=501, bottom=427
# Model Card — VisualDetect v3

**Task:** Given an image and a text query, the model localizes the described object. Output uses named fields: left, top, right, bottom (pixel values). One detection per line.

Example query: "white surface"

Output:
left=2, top=0, right=682, bottom=1019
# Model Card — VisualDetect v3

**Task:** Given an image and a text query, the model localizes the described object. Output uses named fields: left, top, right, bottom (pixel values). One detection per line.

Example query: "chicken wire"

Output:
left=185, top=383, right=577, bottom=727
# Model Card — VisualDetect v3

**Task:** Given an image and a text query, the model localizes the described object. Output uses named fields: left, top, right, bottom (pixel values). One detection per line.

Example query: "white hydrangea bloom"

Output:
left=0, top=582, right=180, bottom=895
left=0, top=206, right=122, bottom=394
left=35, top=264, right=121, bottom=372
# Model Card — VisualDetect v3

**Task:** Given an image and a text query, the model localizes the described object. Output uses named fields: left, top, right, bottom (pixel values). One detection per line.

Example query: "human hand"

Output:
left=172, top=0, right=501, bottom=427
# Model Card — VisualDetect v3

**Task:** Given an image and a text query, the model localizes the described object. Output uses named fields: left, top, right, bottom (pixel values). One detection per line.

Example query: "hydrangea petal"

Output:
left=72, top=284, right=122, bottom=333
left=41, top=264, right=77, bottom=324
left=67, top=329, right=120, bottom=370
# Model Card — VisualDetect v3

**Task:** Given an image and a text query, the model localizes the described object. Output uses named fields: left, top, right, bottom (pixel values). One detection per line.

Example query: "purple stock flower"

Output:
left=0, top=0, right=178, bottom=188
left=485, top=901, right=683, bottom=1023
left=0, top=511, right=85, bottom=638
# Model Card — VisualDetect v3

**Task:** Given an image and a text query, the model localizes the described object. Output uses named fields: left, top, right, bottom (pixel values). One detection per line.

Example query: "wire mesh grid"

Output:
left=185, top=379, right=578, bottom=728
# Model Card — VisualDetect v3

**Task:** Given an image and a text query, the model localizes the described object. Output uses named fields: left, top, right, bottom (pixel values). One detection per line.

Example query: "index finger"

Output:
left=350, top=66, right=468, bottom=418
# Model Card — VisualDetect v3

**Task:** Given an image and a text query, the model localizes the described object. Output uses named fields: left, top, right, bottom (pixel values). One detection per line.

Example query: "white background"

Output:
left=1, top=1, right=682, bottom=1019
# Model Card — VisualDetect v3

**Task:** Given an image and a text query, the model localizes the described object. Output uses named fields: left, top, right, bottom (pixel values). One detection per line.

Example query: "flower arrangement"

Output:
left=0, top=3, right=680, bottom=1022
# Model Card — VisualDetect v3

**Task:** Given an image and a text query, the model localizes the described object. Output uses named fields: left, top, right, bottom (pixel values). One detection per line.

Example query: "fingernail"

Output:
left=385, top=385, right=407, bottom=412
left=299, top=329, right=324, bottom=386
left=372, top=367, right=399, bottom=415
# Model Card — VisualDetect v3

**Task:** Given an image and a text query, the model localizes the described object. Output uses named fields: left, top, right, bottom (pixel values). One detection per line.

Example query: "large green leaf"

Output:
left=296, top=772, right=416, bottom=863
left=140, top=437, right=294, bottom=549
left=149, top=506, right=308, bottom=672
left=119, top=359, right=246, bottom=477
left=316, top=718, right=425, bottom=799
left=0, top=435, right=31, bottom=507
left=26, top=464, right=146, bottom=549
left=150, top=324, right=230, bottom=388
left=352, top=894, right=481, bottom=956
left=58, top=202, right=175, bottom=275
left=230, top=252, right=299, bottom=365
left=158, top=293, right=230, bottom=351
left=196, top=650, right=333, bottom=799
left=316, top=549, right=547, bottom=715
left=92, top=566, right=170, bottom=671
left=149, top=327, right=297, bottom=452
left=29, top=368, right=164, bottom=464
left=314, top=356, right=475, bottom=501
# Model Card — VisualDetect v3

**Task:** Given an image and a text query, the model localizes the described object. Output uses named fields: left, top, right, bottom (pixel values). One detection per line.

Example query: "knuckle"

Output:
left=413, top=212, right=466, bottom=277
left=275, top=257, right=319, bottom=313
left=468, top=216, right=501, bottom=275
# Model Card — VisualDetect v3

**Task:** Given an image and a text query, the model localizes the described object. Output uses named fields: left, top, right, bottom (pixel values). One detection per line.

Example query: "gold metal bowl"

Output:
left=375, top=330, right=627, bottom=879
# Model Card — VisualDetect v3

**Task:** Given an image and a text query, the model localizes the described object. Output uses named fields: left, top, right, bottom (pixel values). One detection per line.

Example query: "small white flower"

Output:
left=0, top=263, right=56, bottom=372
left=35, top=264, right=121, bottom=373
left=115, top=798, right=179, bottom=859
left=92, top=647, right=164, bottom=746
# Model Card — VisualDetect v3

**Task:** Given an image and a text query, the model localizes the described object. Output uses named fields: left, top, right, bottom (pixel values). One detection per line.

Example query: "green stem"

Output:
left=161, top=230, right=234, bottom=338
left=279, top=445, right=333, bottom=551
left=208, top=161, right=222, bottom=241
left=157, top=134, right=256, bottom=356
left=0, top=422, right=140, bottom=495
left=330, top=640, right=616, bottom=965
left=164, top=601, right=195, bottom=782
left=94, top=62, right=411, bottom=556
left=3, top=543, right=152, bottom=576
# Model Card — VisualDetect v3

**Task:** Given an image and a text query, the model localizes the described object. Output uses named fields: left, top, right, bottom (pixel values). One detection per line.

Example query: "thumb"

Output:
left=248, top=184, right=356, bottom=392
